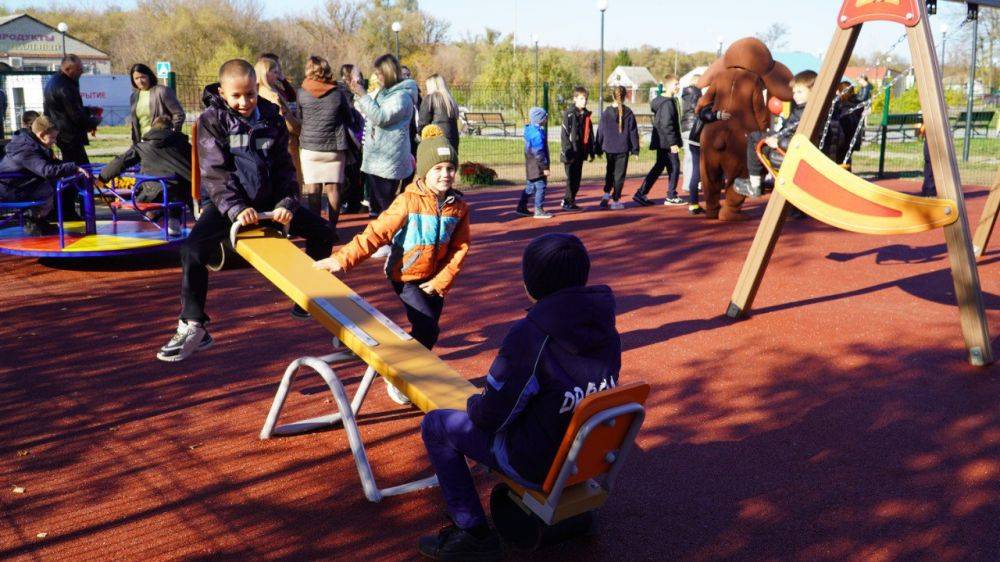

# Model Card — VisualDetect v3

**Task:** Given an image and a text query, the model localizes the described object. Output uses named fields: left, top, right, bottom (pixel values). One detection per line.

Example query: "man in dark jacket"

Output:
left=43, top=55, right=101, bottom=220
left=634, top=75, right=683, bottom=206
left=419, top=233, right=621, bottom=560
left=156, top=59, right=335, bottom=363
left=680, top=77, right=702, bottom=206
left=98, top=116, right=193, bottom=235
left=560, top=86, right=596, bottom=211
left=0, top=115, right=86, bottom=235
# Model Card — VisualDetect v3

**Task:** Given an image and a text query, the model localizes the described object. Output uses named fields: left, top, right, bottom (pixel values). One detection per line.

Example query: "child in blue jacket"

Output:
left=516, top=107, right=551, bottom=219
left=418, top=233, right=622, bottom=560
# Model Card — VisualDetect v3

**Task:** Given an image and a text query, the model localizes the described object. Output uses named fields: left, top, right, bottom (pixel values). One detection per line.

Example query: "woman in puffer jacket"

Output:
left=347, top=53, right=419, bottom=217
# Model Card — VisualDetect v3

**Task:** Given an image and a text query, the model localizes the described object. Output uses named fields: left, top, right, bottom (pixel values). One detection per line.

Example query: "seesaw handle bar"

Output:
left=229, top=211, right=290, bottom=247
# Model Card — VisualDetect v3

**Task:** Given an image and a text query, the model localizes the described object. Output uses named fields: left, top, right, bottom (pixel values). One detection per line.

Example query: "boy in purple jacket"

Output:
left=156, top=59, right=335, bottom=362
left=418, top=233, right=621, bottom=560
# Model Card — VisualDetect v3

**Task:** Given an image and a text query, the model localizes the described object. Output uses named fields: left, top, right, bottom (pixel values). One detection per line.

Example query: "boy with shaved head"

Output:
left=157, top=59, right=335, bottom=362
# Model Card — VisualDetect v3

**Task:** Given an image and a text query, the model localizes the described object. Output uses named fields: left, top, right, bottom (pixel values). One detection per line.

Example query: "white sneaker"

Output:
left=372, top=245, right=391, bottom=259
left=609, top=201, right=626, bottom=210
left=156, top=320, right=212, bottom=362
left=385, top=379, right=412, bottom=405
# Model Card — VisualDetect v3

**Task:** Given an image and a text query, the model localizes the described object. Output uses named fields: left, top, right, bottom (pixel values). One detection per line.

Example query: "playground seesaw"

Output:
left=228, top=214, right=650, bottom=546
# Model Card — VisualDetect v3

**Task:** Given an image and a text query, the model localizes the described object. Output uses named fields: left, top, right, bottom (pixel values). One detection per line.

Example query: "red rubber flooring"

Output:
left=1, top=179, right=998, bottom=561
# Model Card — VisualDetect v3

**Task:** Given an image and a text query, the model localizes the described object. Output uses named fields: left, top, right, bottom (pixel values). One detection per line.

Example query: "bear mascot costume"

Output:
left=695, top=38, right=793, bottom=221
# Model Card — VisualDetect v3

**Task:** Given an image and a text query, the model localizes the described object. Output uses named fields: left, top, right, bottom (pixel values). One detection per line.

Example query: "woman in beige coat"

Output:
left=255, top=57, right=303, bottom=188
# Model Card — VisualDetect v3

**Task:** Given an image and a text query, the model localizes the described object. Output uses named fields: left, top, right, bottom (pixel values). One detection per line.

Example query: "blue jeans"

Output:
left=421, top=409, right=499, bottom=530
left=688, top=143, right=701, bottom=206
left=518, top=178, right=547, bottom=211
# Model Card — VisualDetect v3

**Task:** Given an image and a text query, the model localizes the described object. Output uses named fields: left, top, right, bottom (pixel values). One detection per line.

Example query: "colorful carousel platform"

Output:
left=0, top=167, right=189, bottom=259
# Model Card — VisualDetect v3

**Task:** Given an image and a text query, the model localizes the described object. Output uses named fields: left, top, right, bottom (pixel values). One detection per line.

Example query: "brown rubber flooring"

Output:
left=1, top=179, right=998, bottom=561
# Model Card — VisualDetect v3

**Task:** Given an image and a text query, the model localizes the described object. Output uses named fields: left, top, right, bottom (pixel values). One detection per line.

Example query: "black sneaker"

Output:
left=157, top=320, right=213, bottom=362
left=23, top=218, right=57, bottom=236
left=418, top=525, right=503, bottom=561
left=688, top=204, right=705, bottom=215
left=599, top=196, right=610, bottom=209
left=514, top=206, right=532, bottom=217
left=561, top=201, right=581, bottom=211
left=632, top=193, right=653, bottom=206
left=291, top=304, right=311, bottom=319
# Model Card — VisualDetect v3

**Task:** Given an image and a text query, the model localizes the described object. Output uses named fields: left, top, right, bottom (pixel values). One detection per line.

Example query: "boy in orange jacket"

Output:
left=314, top=125, right=470, bottom=358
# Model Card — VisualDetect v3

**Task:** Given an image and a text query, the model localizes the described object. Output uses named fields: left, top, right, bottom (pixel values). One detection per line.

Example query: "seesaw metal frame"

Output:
left=259, top=343, right=438, bottom=503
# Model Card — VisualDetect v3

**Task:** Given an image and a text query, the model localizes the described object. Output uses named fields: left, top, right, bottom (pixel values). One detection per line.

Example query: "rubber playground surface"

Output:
left=1, top=178, right=998, bottom=561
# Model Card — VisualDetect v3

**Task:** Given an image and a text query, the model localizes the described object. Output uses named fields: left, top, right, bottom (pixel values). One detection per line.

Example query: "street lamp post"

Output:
left=57, top=22, right=68, bottom=59
left=716, top=35, right=724, bottom=58
left=598, top=0, right=608, bottom=116
left=391, top=21, right=402, bottom=61
left=940, top=23, right=948, bottom=71
left=532, top=34, right=540, bottom=106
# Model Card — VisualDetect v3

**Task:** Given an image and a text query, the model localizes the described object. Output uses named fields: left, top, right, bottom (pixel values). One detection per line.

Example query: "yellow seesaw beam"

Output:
left=233, top=225, right=476, bottom=413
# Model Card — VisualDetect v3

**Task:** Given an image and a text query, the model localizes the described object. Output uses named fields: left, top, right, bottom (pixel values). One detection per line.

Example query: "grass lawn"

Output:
left=81, top=125, right=997, bottom=187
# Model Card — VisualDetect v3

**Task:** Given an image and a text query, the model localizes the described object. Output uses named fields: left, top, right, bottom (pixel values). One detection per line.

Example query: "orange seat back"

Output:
left=541, top=382, right=650, bottom=494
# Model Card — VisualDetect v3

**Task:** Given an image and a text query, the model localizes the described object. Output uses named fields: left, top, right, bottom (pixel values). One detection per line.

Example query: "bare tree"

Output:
left=756, top=23, right=790, bottom=51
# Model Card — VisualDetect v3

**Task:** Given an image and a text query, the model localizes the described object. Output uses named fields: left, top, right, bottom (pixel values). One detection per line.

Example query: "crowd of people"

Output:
left=0, top=49, right=885, bottom=561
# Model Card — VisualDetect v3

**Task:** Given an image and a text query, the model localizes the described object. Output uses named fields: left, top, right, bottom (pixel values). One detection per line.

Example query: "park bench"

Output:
left=634, top=113, right=654, bottom=133
left=883, top=112, right=923, bottom=141
left=950, top=110, right=996, bottom=138
left=461, top=111, right=513, bottom=136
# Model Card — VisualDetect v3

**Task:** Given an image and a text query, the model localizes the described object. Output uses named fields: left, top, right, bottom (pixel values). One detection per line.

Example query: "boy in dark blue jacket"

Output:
left=419, top=233, right=621, bottom=560
left=0, top=115, right=87, bottom=235
left=516, top=107, right=551, bottom=219
left=157, top=59, right=335, bottom=362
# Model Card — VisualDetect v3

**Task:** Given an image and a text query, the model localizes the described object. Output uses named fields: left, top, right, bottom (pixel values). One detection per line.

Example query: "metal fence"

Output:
left=109, top=75, right=1000, bottom=188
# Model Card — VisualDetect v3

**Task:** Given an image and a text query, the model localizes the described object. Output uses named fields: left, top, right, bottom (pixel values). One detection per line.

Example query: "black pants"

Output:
left=55, top=140, right=89, bottom=217
left=637, top=148, right=680, bottom=199
left=746, top=131, right=769, bottom=178
left=603, top=152, right=629, bottom=201
left=921, top=141, right=936, bottom=197
left=392, top=280, right=445, bottom=350
left=563, top=158, right=585, bottom=205
left=688, top=143, right=701, bottom=206
left=368, top=175, right=404, bottom=215
left=179, top=203, right=335, bottom=324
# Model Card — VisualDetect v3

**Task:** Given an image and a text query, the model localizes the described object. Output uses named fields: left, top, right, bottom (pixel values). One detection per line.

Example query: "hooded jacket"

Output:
left=596, top=105, right=640, bottom=156
left=334, top=182, right=471, bottom=294
left=467, top=285, right=621, bottom=486
left=523, top=110, right=549, bottom=181
left=356, top=79, right=419, bottom=180
left=0, top=129, right=78, bottom=198
left=43, top=72, right=101, bottom=147
left=680, top=84, right=702, bottom=132
left=99, top=127, right=192, bottom=197
left=560, top=106, right=595, bottom=164
left=297, top=80, right=354, bottom=152
left=196, top=83, right=299, bottom=221
left=649, top=95, right=682, bottom=151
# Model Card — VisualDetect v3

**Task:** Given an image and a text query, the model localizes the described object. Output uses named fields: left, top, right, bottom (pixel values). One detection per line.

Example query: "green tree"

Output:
left=611, top=48, right=632, bottom=68
left=471, top=40, right=581, bottom=122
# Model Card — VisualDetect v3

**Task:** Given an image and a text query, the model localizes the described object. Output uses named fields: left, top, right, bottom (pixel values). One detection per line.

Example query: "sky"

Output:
left=8, top=0, right=977, bottom=61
